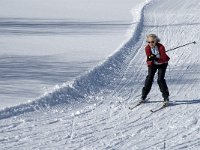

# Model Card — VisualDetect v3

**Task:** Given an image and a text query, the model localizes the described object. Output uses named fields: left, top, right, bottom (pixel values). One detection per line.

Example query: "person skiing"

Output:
left=141, top=34, right=170, bottom=106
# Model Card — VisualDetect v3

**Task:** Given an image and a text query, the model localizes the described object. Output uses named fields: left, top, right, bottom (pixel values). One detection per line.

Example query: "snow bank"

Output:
left=0, top=0, right=152, bottom=120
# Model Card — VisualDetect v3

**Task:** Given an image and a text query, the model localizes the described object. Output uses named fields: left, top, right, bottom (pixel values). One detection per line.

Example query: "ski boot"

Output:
left=140, top=96, right=147, bottom=104
left=163, top=98, right=169, bottom=107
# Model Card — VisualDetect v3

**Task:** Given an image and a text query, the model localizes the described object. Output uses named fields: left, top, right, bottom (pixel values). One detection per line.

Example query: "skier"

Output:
left=141, top=34, right=170, bottom=106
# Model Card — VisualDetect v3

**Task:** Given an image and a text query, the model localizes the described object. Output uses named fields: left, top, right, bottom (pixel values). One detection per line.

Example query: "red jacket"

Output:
left=145, top=43, right=170, bottom=66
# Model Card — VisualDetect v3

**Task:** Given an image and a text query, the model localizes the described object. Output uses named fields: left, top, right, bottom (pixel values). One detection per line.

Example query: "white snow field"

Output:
left=0, top=0, right=146, bottom=108
left=0, top=0, right=200, bottom=149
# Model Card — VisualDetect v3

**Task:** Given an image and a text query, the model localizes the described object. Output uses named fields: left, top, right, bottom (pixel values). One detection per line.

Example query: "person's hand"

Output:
left=147, top=54, right=158, bottom=61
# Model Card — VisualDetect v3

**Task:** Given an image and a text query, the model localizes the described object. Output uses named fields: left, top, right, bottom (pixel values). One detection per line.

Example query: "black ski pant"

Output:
left=142, top=63, right=169, bottom=100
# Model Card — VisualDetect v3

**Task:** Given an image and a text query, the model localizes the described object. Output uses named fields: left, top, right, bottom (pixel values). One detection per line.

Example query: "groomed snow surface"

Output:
left=1, top=0, right=200, bottom=149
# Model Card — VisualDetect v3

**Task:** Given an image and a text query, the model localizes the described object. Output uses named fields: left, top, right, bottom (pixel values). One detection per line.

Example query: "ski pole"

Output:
left=166, top=41, right=196, bottom=52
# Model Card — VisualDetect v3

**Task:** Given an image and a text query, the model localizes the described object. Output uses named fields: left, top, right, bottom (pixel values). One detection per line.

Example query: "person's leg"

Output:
left=142, top=65, right=157, bottom=100
left=157, top=63, right=169, bottom=101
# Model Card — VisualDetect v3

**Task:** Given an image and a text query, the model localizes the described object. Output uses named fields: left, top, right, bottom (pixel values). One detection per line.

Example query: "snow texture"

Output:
left=0, top=0, right=200, bottom=149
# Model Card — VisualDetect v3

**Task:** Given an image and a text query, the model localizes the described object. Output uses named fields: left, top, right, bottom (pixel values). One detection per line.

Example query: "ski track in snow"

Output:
left=1, top=0, right=200, bottom=149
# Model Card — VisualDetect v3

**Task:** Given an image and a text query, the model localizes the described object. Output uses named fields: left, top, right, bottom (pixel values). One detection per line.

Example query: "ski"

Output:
left=128, top=101, right=143, bottom=110
left=128, top=98, right=150, bottom=110
left=150, top=103, right=169, bottom=113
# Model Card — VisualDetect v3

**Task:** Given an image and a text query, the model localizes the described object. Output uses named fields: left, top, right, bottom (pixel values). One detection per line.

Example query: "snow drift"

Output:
left=0, top=0, right=151, bottom=120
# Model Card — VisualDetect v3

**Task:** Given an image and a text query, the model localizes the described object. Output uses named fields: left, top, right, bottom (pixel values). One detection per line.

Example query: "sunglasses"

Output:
left=147, top=41, right=155, bottom=44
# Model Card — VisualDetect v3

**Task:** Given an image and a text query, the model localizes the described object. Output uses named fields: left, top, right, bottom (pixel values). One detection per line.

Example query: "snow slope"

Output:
left=0, top=0, right=144, bottom=108
left=0, top=0, right=200, bottom=149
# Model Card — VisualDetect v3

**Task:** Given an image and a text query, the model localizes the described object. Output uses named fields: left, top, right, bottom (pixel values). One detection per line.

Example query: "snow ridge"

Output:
left=0, top=0, right=152, bottom=120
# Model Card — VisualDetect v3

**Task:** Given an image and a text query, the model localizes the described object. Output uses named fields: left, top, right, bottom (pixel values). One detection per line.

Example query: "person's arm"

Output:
left=145, top=46, right=154, bottom=66
left=158, top=45, right=170, bottom=63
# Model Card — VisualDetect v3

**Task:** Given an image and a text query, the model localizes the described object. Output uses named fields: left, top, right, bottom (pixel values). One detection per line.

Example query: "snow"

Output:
left=0, top=0, right=144, bottom=108
left=0, top=0, right=140, bottom=58
left=1, top=0, right=200, bottom=149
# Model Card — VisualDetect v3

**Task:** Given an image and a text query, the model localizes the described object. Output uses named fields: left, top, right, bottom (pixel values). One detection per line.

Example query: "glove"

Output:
left=147, top=54, right=159, bottom=61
